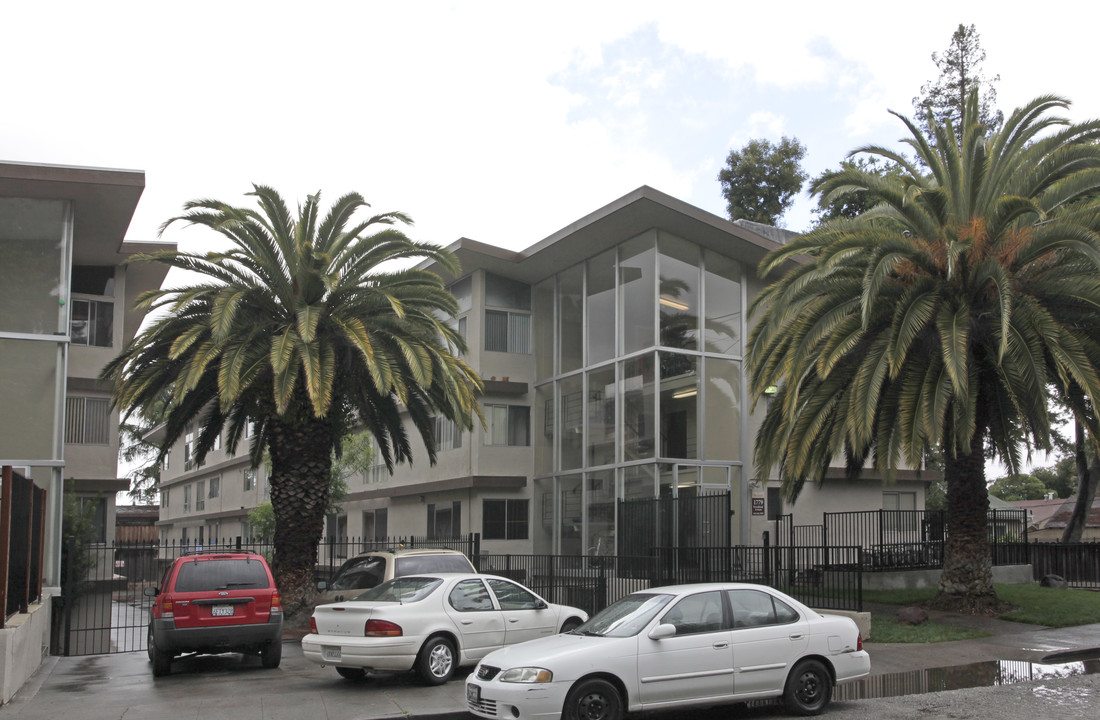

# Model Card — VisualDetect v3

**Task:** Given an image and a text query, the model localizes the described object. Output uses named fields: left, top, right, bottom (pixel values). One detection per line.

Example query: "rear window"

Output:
left=355, top=577, right=442, bottom=603
left=395, top=554, right=474, bottom=576
left=174, top=558, right=270, bottom=592
left=330, top=556, right=387, bottom=591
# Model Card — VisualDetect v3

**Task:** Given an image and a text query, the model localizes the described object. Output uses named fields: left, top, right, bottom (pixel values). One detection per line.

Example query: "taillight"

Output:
left=160, top=594, right=174, bottom=618
left=271, top=591, right=282, bottom=612
left=857, top=633, right=863, bottom=651
left=364, top=619, right=402, bottom=637
left=310, top=617, right=318, bottom=633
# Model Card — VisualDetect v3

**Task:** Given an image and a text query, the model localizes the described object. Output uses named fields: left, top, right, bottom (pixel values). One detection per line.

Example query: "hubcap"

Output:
left=578, top=692, right=608, bottom=720
left=798, top=671, right=821, bottom=704
left=429, top=644, right=452, bottom=677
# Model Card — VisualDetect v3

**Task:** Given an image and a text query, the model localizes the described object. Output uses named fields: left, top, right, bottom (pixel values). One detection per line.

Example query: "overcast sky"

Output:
left=5, top=1, right=1100, bottom=258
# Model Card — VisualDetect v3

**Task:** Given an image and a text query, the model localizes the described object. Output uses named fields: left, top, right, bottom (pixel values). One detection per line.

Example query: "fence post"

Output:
left=0, top=465, right=11, bottom=626
left=762, top=531, right=771, bottom=584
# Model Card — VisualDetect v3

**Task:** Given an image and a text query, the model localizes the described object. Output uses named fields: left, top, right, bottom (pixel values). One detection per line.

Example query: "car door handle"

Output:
left=460, top=619, right=474, bottom=625
left=789, top=633, right=803, bottom=640
left=508, top=618, right=519, bottom=623
left=713, top=641, right=729, bottom=649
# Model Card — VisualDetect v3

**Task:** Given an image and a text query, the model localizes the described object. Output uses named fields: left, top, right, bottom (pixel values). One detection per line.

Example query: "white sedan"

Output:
left=466, top=582, right=869, bottom=719
left=302, top=573, right=588, bottom=685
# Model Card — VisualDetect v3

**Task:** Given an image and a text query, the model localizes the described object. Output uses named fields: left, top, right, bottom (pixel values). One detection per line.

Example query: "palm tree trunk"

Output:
left=935, top=442, right=999, bottom=612
left=267, top=415, right=334, bottom=620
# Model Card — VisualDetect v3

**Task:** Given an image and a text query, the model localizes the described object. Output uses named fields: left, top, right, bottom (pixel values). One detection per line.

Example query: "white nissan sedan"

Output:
left=466, top=583, right=869, bottom=719
left=302, top=573, right=587, bottom=685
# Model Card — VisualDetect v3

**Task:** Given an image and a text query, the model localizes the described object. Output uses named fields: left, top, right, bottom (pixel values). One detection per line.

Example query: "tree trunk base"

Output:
left=926, top=590, right=1012, bottom=616
left=278, top=564, right=319, bottom=621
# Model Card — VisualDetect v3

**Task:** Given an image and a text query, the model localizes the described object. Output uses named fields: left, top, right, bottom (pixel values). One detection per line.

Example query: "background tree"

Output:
left=104, top=186, right=481, bottom=619
left=913, top=23, right=1003, bottom=137
left=717, top=137, right=807, bottom=226
left=811, top=157, right=906, bottom=226
left=1032, top=457, right=1078, bottom=499
left=748, top=92, right=1100, bottom=612
left=988, top=474, right=1049, bottom=501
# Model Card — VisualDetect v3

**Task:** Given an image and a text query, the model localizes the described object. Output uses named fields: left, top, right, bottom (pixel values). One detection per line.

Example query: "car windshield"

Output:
left=329, top=556, right=387, bottom=591
left=354, top=576, right=442, bottom=603
left=174, top=558, right=269, bottom=592
left=573, top=593, right=673, bottom=637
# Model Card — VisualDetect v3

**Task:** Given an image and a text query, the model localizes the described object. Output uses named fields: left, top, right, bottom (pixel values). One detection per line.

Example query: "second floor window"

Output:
left=484, top=404, right=530, bottom=446
left=243, top=468, right=256, bottom=491
left=70, top=298, right=113, bottom=347
left=183, top=485, right=191, bottom=513
left=485, top=310, right=530, bottom=353
left=65, top=396, right=110, bottom=444
left=209, top=476, right=220, bottom=498
left=434, top=416, right=462, bottom=451
left=195, top=480, right=205, bottom=511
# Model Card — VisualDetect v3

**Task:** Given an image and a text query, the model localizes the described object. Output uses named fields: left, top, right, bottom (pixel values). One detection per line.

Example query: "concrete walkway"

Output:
left=2, top=614, right=1099, bottom=720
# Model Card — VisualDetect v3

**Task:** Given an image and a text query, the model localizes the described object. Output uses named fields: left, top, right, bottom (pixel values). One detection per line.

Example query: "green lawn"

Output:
left=868, top=617, right=990, bottom=643
left=863, top=583, right=1100, bottom=635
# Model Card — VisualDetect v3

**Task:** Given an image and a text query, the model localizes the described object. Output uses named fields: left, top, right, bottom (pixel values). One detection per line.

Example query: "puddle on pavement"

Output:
left=835, top=658, right=1100, bottom=701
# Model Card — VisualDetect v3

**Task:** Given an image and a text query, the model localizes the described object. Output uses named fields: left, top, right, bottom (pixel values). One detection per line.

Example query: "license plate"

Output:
left=323, top=646, right=342, bottom=661
left=211, top=605, right=234, bottom=617
left=467, top=684, right=481, bottom=704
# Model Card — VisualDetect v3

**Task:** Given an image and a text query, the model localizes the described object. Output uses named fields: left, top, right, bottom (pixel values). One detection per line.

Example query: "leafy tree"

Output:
left=60, top=492, right=102, bottom=599
left=811, top=157, right=905, bottom=226
left=103, top=186, right=481, bottom=618
left=717, top=137, right=807, bottom=226
left=748, top=92, right=1100, bottom=612
left=913, top=24, right=1003, bottom=137
left=247, top=502, right=276, bottom=541
left=1031, top=456, right=1077, bottom=499
left=988, top=474, right=1048, bottom=501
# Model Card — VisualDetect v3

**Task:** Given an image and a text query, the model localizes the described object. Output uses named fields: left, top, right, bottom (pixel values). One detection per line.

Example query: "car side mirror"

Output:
left=316, top=581, right=328, bottom=591
left=648, top=623, right=677, bottom=640
left=535, top=600, right=548, bottom=610
left=143, top=586, right=158, bottom=598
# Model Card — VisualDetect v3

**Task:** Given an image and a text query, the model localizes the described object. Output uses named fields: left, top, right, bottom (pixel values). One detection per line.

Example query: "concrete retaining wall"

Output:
left=0, top=590, right=54, bottom=705
left=861, top=564, right=1033, bottom=591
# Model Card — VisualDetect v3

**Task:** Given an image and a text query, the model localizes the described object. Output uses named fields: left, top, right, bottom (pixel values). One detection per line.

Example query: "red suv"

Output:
left=144, top=551, right=283, bottom=676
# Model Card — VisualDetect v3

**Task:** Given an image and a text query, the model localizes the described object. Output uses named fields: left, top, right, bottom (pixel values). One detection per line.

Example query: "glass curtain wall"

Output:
left=532, top=230, right=745, bottom=555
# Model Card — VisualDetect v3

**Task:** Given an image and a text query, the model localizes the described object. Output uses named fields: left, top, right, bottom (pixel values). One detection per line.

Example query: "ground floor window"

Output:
left=428, top=501, right=461, bottom=538
left=483, top=499, right=529, bottom=540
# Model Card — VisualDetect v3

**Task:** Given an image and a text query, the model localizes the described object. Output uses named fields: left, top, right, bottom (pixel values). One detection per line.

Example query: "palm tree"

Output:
left=104, top=186, right=482, bottom=617
left=747, top=92, right=1100, bottom=611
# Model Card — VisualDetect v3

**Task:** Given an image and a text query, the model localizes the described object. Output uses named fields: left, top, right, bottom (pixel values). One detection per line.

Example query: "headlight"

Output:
left=499, top=667, right=553, bottom=683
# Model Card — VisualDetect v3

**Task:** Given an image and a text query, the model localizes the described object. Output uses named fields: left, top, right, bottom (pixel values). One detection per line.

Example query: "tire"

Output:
left=560, top=617, right=583, bottom=633
left=783, top=659, right=832, bottom=716
left=416, top=636, right=456, bottom=685
left=563, top=679, right=622, bottom=720
left=261, top=640, right=282, bottom=669
left=150, top=632, right=172, bottom=678
left=336, top=667, right=368, bottom=680
left=146, top=625, right=155, bottom=662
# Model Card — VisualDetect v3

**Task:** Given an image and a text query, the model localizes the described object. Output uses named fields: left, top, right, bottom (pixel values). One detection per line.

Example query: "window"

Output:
left=660, top=591, right=725, bottom=635
left=212, top=432, right=221, bottom=452
left=162, top=449, right=171, bottom=471
left=727, top=589, right=799, bottom=628
left=160, top=488, right=169, bottom=508
left=243, top=468, right=256, bottom=491
left=427, top=501, right=461, bottom=538
left=209, top=476, right=220, bottom=499
left=195, top=481, right=205, bottom=511
left=183, top=485, right=192, bottom=513
left=69, top=298, right=113, bottom=347
left=484, top=405, right=529, bottom=446
left=883, top=491, right=917, bottom=531
left=483, top=499, right=529, bottom=540
left=486, top=578, right=540, bottom=610
left=449, top=579, right=493, bottom=611
left=484, top=310, right=530, bottom=353
left=65, top=396, right=110, bottom=444
left=434, top=416, right=462, bottom=451
left=74, top=496, right=108, bottom=543
left=363, top=508, right=388, bottom=541
left=883, top=491, right=916, bottom=511
left=184, top=426, right=195, bottom=470
left=180, top=527, right=189, bottom=545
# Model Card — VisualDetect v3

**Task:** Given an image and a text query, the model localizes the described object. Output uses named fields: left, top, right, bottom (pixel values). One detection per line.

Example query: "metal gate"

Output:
left=618, top=490, right=731, bottom=559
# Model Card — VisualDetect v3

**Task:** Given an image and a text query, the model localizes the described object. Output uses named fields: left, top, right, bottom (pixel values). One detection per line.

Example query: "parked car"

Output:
left=302, top=573, right=588, bottom=685
left=466, top=582, right=869, bottom=719
left=317, top=548, right=476, bottom=604
left=144, top=550, right=283, bottom=677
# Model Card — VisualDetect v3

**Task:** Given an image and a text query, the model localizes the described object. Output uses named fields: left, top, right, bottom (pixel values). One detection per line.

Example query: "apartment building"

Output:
left=153, top=186, right=929, bottom=555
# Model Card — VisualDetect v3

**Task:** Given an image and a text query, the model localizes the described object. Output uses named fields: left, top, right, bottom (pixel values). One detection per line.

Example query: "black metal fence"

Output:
left=1019, top=541, right=1100, bottom=588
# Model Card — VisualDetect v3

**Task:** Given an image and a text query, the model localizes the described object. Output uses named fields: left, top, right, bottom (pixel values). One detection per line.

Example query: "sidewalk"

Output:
left=3, top=615, right=1100, bottom=720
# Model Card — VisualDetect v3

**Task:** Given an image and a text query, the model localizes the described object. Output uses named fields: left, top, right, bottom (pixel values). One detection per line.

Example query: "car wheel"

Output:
left=416, top=636, right=456, bottom=685
left=560, top=617, right=583, bottom=633
left=151, top=634, right=172, bottom=678
left=146, top=625, right=155, bottom=662
left=336, top=667, right=367, bottom=680
left=261, top=640, right=282, bottom=669
left=783, top=659, right=832, bottom=716
left=563, top=678, right=622, bottom=720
